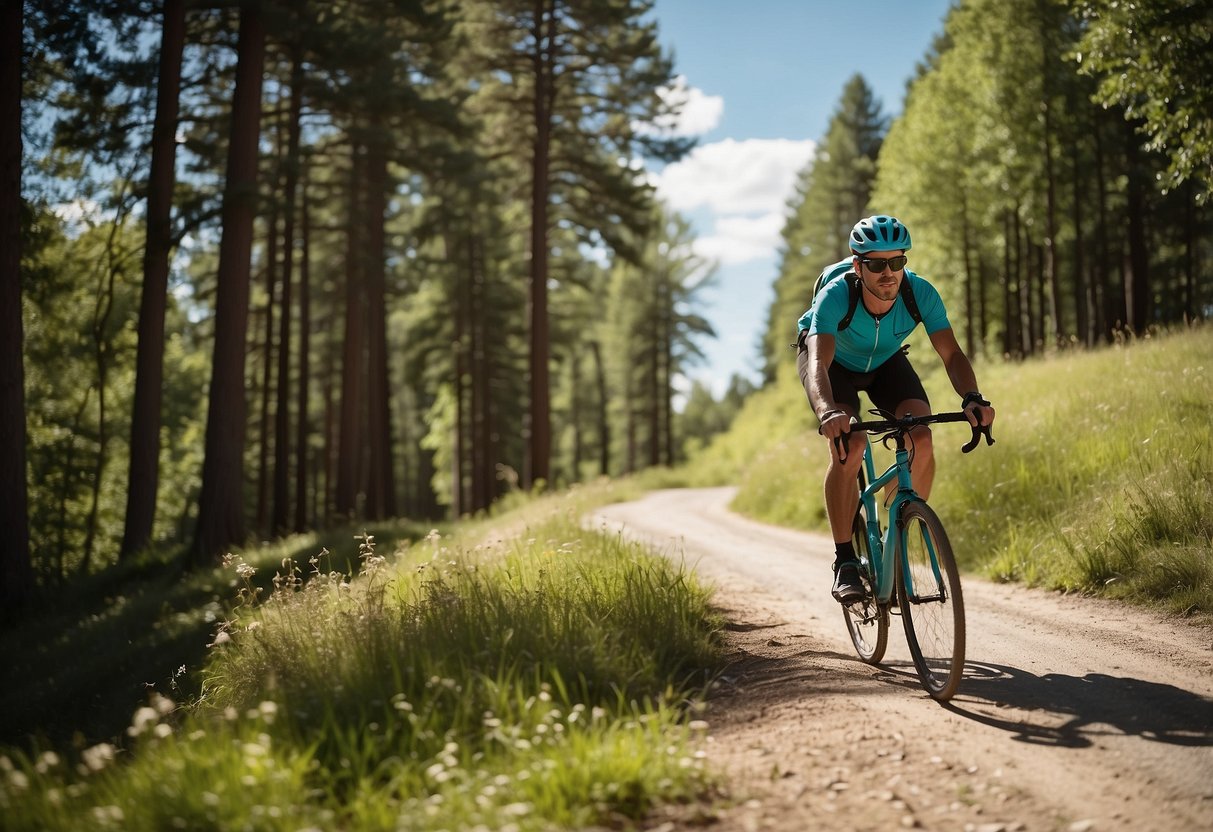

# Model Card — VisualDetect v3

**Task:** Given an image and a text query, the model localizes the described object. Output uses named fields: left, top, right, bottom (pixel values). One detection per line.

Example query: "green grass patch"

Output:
left=1, top=501, right=726, bottom=830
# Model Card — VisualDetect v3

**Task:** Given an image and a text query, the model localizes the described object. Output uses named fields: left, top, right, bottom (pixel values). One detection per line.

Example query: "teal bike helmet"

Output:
left=849, top=215, right=912, bottom=253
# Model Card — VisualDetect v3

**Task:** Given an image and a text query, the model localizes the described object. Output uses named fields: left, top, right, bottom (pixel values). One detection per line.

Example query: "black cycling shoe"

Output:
left=831, top=560, right=866, bottom=604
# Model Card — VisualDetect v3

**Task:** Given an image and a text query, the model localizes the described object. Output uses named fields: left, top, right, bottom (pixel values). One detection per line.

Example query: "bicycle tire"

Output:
left=842, top=505, right=888, bottom=664
left=896, top=501, right=965, bottom=701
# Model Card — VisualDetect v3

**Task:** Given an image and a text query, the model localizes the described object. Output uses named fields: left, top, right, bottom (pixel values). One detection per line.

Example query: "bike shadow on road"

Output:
left=938, top=661, right=1213, bottom=748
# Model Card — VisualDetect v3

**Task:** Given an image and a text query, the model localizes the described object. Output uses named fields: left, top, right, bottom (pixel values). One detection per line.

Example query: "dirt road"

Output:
left=591, top=487, right=1213, bottom=832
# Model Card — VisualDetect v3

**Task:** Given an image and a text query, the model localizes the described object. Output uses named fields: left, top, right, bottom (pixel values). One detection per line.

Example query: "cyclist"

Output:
left=795, top=215, right=995, bottom=604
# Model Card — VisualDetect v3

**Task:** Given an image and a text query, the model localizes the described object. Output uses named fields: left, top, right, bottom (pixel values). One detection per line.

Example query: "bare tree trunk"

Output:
left=1092, top=108, right=1113, bottom=338
left=1123, top=120, right=1150, bottom=333
left=1182, top=181, right=1197, bottom=321
left=451, top=231, right=467, bottom=517
left=335, top=147, right=366, bottom=518
left=272, top=55, right=303, bottom=535
left=1002, top=210, right=1015, bottom=357
left=1070, top=133, right=1091, bottom=346
left=0, top=0, right=32, bottom=615
left=1039, top=13, right=1060, bottom=346
left=255, top=194, right=278, bottom=534
left=363, top=128, right=395, bottom=519
left=293, top=166, right=311, bottom=531
left=122, top=0, right=185, bottom=558
left=526, top=0, right=557, bottom=490
left=191, top=4, right=266, bottom=565
left=590, top=339, right=608, bottom=476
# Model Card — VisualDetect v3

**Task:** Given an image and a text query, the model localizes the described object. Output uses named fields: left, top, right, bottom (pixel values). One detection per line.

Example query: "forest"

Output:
left=2, top=0, right=1210, bottom=612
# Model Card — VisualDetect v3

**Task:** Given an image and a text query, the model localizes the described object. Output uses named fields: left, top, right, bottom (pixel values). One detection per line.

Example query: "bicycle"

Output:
left=833, top=410, right=993, bottom=702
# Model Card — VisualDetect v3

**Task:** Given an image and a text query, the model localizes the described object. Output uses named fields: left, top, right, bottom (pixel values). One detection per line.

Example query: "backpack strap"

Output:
left=899, top=274, right=922, bottom=325
left=837, top=274, right=862, bottom=331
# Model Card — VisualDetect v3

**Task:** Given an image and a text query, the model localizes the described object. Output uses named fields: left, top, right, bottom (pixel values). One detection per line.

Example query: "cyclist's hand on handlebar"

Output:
left=817, top=409, right=855, bottom=462
left=961, top=393, right=995, bottom=429
left=960, top=392, right=995, bottom=453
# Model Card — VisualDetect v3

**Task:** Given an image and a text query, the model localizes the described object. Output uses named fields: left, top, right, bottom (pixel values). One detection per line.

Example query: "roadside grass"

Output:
left=1, top=496, right=726, bottom=830
left=0, top=520, right=431, bottom=749
left=688, top=326, right=1213, bottom=616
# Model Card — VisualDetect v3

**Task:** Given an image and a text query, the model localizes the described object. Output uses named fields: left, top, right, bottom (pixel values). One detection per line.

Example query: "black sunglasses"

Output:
left=859, top=255, right=908, bottom=273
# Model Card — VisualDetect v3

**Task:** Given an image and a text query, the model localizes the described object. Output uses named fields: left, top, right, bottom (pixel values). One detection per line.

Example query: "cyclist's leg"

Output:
left=868, top=350, right=934, bottom=498
left=819, top=362, right=867, bottom=543
left=798, top=349, right=868, bottom=542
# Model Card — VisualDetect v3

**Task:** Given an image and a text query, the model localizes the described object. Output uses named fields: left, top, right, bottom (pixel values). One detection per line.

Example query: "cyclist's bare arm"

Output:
left=928, top=328, right=996, bottom=428
left=805, top=333, right=853, bottom=440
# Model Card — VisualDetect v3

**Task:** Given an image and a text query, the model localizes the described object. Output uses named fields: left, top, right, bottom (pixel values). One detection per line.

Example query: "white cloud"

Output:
left=653, top=137, right=815, bottom=268
left=692, top=211, right=786, bottom=265
left=637, top=75, right=724, bottom=138
left=653, top=137, right=815, bottom=215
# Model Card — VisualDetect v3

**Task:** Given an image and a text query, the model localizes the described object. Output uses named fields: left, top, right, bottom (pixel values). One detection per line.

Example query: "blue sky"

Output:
left=647, top=0, right=954, bottom=397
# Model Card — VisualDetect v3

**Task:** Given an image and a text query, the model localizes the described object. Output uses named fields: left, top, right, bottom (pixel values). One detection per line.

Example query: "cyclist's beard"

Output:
left=861, top=273, right=901, bottom=303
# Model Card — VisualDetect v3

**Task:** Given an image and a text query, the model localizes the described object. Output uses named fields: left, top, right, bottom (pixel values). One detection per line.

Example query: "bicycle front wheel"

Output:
left=842, top=505, right=888, bottom=664
left=896, top=501, right=965, bottom=701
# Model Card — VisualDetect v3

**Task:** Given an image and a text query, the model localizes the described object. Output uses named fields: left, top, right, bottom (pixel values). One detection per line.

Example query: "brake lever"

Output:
left=833, top=431, right=849, bottom=463
left=961, top=407, right=995, bottom=454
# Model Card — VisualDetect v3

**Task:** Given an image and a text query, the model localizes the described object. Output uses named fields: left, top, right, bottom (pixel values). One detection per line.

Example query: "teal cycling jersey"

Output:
left=798, top=266, right=950, bottom=372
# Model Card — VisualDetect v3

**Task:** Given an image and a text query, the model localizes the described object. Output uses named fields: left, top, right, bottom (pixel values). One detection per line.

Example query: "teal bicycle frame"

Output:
left=839, top=410, right=992, bottom=701
left=857, top=432, right=929, bottom=604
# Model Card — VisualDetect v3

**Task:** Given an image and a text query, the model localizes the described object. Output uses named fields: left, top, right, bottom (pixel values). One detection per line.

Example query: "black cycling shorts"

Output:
left=798, top=344, right=929, bottom=419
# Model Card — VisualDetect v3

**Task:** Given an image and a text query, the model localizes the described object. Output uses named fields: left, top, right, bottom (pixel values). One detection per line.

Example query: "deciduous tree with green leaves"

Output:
left=1070, top=0, right=1213, bottom=202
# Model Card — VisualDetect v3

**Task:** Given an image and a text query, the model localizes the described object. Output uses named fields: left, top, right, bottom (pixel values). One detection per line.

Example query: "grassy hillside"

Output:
left=684, top=326, right=1213, bottom=616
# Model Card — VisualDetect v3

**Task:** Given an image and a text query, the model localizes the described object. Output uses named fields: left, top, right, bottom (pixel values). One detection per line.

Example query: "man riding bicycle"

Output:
left=796, top=215, right=996, bottom=604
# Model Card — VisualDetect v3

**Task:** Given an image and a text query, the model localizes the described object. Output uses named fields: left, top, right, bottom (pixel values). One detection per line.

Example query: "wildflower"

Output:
left=258, top=701, right=279, bottom=724
left=153, top=724, right=173, bottom=739
left=6, top=769, right=29, bottom=791
left=80, top=743, right=116, bottom=773
left=153, top=694, right=176, bottom=716
left=91, top=805, right=124, bottom=825
left=35, top=751, right=61, bottom=773
left=128, top=707, right=159, bottom=738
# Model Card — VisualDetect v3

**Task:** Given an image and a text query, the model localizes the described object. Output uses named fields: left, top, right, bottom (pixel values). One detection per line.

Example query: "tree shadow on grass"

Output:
left=943, top=662, right=1213, bottom=748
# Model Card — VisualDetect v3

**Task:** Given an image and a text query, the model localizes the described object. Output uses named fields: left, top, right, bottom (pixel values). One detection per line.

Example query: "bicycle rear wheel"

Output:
left=842, top=505, right=888, bottom=664
left=896, top=501, right=965, bottom=701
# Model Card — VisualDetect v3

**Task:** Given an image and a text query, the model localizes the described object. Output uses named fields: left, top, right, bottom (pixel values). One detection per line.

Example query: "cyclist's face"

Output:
left=854, top=250, right=906, bottom=302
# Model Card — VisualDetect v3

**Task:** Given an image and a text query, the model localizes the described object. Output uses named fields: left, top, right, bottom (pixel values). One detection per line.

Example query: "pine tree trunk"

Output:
left=294, top=169, right=311, bottom=532
left=1070, top=134, right=1091, bottom=346
left=590, top=340, right=609, bottom=476
left=122, top=0, right=185, bottom=559
left=526, top=0, right=556, bottom=490
left=452, top=231, right=468, bottom=517
left=363, top=128, right=395, bottom=519
left=1040, top=20, right=1060, bottom=347
left=335, top=147, right=366, bottom=518
left=255, top=204, right=277, bottom=534
left=469, top=230, right=494, bottom=512
left=1092, top=108, right=1113, bottom=338
left=273, top=56, right=303, bottom=535
left=1123, top=120, right=1150, bottom=333
left=1002, top=210, right=1015, bottom=357
left=1, top=0, right=33, bottom=614
left=191, top=4, right=266, bottom=565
